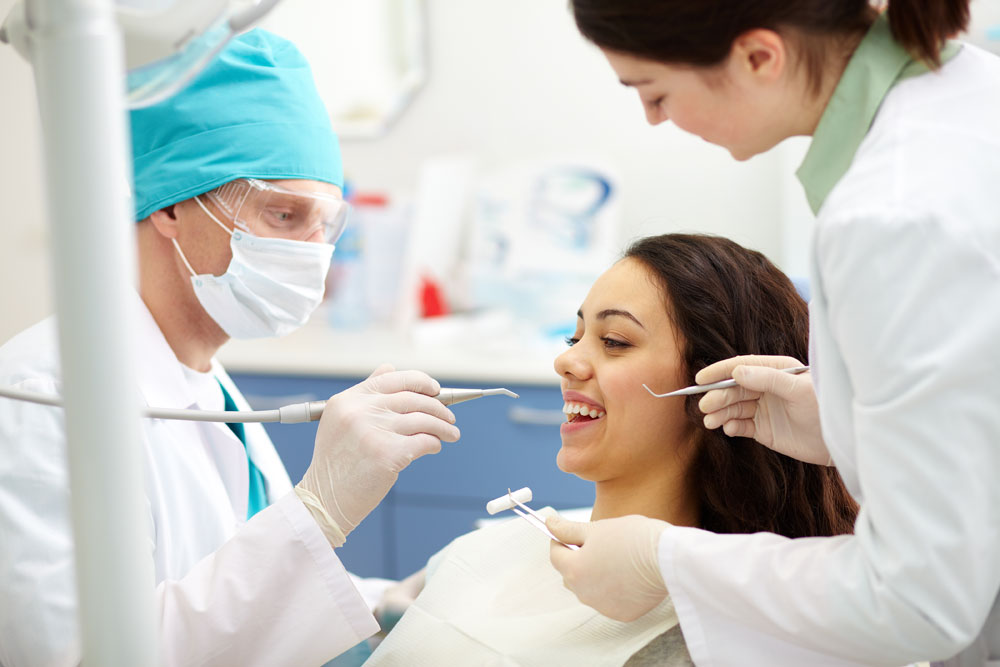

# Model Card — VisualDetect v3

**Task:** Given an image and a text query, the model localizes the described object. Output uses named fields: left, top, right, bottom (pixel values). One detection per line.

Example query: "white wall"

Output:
left=0, top=0, right=51, bottom=344
left=336, top=0, right=788, bottom=259
left=0, top=0, right=803, bottom=344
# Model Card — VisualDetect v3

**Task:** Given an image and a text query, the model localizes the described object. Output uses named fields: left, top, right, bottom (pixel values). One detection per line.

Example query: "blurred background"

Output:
left=0, top=0, right=822, bottom=346
left=2, top=0, right=998, bottom=578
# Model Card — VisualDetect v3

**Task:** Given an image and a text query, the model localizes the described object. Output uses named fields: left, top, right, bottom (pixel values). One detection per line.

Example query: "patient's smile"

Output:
left=563, top=402, right=607, bottom=422
left=554, top=258, right=689, bottom=479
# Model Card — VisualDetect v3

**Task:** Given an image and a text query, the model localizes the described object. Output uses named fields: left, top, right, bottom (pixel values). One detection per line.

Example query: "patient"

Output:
left=365, top=234, right=858, bottom=666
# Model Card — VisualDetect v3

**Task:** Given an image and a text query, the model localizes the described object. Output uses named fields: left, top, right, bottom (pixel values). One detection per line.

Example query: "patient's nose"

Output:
left=554, top=343, right=592, bottom=381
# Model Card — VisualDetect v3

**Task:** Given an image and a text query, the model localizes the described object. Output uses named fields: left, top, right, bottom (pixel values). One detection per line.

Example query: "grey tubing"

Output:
left=0, top=385, right=517, bottom=424
left=144, top=406, right=280, bottom=423
left=0, top=384, right=285, bottom=423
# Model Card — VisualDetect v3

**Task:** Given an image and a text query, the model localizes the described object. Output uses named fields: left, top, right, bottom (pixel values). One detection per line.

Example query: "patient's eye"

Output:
left=564, top=336, right=580, bottom=346
left=602, top=337, right=630, bottom=350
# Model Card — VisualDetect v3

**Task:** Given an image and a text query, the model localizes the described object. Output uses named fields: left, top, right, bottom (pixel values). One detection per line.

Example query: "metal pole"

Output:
left=26, top=0, right=156, bottom=663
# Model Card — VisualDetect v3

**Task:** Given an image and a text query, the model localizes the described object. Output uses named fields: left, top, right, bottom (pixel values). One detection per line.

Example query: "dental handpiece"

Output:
left=0, top=384, right=520, bottom=424
left=436, top=387, right=519, bottom=406
left=282, top=387, right=520, bottom=422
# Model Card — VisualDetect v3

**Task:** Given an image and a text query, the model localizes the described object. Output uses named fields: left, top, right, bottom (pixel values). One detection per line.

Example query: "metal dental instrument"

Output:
left=486, top=487, right=580, bottom=551
left=436, top=387, right=519, bottom=406
left=643, top=365, right=810, bottom=398
left=0, top=385, right=519, bottom=424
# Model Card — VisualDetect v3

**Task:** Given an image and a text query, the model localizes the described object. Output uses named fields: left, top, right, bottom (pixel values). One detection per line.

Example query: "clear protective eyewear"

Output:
left=205, top=178, right=350, bottom=243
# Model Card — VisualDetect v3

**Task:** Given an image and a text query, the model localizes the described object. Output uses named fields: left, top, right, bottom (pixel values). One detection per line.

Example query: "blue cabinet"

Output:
left=229, top=373, right=592, bottom=579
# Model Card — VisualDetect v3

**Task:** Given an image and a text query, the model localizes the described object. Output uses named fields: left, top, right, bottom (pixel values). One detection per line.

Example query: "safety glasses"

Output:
left=205, top=178, right=350, bottom=243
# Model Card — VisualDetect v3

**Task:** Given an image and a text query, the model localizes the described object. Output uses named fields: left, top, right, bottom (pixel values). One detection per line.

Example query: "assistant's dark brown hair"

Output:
left=572, top=0, right=969, bottom=91
left=625, top=234, right=857, bottom=538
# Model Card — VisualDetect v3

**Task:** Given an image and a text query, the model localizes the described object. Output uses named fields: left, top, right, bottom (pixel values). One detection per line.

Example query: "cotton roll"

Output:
left=486, top=487, right=533, bottom=515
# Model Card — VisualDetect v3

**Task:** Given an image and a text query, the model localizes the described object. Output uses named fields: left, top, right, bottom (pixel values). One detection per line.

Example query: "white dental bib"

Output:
left=366, top=507, right=683, bottom=666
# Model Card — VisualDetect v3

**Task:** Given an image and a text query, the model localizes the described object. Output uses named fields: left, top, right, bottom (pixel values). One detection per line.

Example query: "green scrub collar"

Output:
left=796, top=14, right=961, bottom=215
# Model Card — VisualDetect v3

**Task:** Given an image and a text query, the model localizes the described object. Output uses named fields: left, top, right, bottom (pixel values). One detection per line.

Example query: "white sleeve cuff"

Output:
left=277, top=491, right=380, bottom=640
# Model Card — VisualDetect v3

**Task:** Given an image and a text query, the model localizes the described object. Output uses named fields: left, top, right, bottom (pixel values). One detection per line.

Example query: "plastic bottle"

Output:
left=325, top=197, right=370, bottom=330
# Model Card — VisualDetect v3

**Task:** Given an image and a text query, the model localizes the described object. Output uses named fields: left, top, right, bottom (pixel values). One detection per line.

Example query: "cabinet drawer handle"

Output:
left=508, top=406, right=564, bottom=426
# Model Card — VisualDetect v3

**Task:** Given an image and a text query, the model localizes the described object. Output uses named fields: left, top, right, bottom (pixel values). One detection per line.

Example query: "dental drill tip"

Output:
left=435, top=387, right=520, bottom=406
left=484, top=388, right=519, bottom=399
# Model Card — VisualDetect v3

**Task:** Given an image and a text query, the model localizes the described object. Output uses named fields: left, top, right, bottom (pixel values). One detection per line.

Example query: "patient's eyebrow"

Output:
left=619, top=78, right=652, bottom=87
left=576, top=308, right=645, bottom=329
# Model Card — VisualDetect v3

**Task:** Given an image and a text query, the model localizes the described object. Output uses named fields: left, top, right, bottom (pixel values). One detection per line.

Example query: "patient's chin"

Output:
left=555, top=446, right=602, bottom=481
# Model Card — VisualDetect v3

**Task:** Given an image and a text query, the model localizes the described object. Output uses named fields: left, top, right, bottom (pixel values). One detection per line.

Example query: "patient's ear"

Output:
left=147, top=205, right=179, bottom=239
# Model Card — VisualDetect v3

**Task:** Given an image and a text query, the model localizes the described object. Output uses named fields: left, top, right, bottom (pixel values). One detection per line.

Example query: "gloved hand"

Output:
left=373, top=568, right=425, bottom=634
left=696, top=354, right=832, bottom=466
left=547, top=514, right=669, bottom=622
left=296, top=364, right=460, bottom=546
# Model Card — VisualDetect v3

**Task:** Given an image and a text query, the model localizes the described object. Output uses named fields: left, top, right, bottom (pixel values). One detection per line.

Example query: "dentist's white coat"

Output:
left=0, top=297, right=379, bottom=667
left=658, top=45, right=1000, bottom=666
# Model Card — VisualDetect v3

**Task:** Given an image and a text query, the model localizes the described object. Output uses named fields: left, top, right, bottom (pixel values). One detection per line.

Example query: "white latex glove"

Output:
left=373, top=568, right=425, bottom=632
left=695, top=354, right=832, bottom=466
left=296, top=364, right=460, bottom=546
left=547, top=514, right=669, bottom=622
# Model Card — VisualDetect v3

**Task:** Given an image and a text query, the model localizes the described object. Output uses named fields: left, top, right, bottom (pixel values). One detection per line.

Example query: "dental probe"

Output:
left=643, top=365, right=810, bottom=398
left=0, top=384, right=519, bottom=424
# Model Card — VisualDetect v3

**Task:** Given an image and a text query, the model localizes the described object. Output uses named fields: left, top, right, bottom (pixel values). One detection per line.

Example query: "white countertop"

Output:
left=217, top=313, right=564, bottom=386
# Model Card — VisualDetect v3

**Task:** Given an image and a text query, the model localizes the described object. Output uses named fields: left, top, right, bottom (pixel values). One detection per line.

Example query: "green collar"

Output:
left=795, top=14, right=960, bottom=214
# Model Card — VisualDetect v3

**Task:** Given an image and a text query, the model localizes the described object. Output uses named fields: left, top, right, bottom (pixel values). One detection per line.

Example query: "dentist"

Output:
left=0, top=30, right=458, bottom=666
left=547, top=1, right=1000, bottom=665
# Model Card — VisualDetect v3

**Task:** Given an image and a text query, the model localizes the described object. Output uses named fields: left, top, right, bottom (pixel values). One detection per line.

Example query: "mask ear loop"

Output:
left=194, top=195, right=235, bottom=237
left=170, top=238, right=199, bottom=278
left=171, top=195, right=237, bottom=278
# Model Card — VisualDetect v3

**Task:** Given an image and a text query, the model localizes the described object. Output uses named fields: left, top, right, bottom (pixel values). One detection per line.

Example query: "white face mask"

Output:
left=171, top=196, right=335, bottom=339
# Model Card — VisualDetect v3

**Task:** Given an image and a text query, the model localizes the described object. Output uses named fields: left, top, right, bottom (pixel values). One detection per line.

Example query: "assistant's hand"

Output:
left=296, top=364, right=460, bottom=546
left=696, top=355, right=831, bottom=465
left=547, top=514, right=668, bottom=622
left=374, top=568, right=425, bottom=632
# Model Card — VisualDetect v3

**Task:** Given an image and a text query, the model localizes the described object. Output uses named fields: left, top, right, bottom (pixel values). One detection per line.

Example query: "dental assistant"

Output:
left=0, top=31, right=459, bottom=667
left=547, top=1, right=1000, bottom=665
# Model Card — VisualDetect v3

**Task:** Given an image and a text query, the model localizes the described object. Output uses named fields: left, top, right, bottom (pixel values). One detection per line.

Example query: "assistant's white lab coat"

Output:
left=658, top=45, right=1000, bottom=666
left=0, top=296, right=379, bottom=666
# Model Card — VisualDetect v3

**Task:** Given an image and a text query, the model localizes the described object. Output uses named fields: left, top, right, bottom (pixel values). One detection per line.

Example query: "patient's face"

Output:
left=553, top=258, right=693, bottom=483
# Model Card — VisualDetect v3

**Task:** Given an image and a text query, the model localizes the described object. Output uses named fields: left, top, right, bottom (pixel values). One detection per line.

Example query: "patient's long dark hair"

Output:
left=626, top=234, right=857, bottom=538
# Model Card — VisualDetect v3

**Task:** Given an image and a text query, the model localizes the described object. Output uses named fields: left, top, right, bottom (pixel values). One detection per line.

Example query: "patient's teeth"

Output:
left=561, top=402, right=607, bottom=418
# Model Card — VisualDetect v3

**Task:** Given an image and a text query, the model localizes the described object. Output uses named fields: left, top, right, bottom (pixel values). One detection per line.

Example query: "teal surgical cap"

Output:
left=130, top=29, right=341, bottom=221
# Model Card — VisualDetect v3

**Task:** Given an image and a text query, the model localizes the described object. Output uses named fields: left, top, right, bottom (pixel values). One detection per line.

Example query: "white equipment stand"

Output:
left=4, top=0, right=281, bottom=662
left=25, top=0, right=156, bottom=663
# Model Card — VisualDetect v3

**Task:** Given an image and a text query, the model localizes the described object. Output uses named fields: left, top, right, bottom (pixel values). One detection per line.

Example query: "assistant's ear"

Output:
left=730, top=29, right=787, bottom=82
left=147, top=205, right=179, bottom=239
